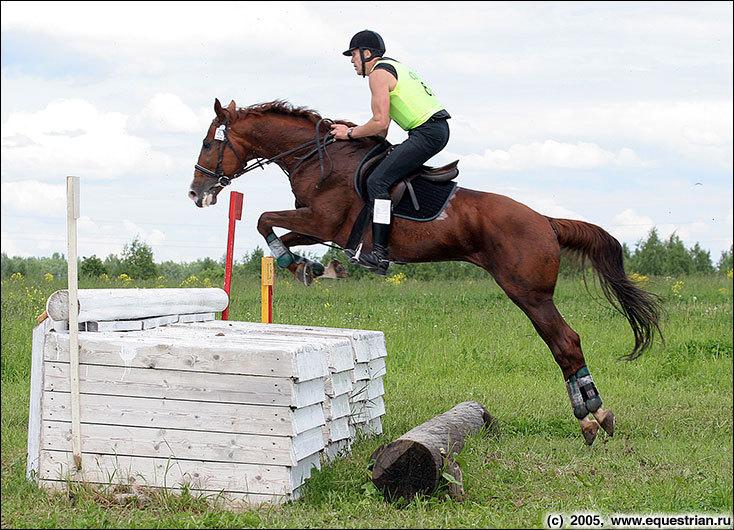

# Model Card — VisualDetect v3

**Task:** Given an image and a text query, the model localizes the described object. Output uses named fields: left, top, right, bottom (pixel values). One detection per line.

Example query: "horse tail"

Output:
left=547, top=217, right=664, bottom=360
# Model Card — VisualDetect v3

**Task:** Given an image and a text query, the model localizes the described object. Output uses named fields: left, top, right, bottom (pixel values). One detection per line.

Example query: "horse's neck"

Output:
left=238, top=116, right=316, bottom=159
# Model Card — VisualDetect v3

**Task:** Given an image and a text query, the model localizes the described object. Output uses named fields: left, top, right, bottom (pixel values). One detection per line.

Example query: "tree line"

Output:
left=2, top=229, right=732, bottom=282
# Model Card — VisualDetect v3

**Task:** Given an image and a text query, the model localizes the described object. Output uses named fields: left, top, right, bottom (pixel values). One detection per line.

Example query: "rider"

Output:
left=330, top=30, right=451, bottom=276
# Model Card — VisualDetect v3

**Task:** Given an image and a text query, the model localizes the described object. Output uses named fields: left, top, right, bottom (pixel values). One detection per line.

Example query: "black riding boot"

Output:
left=357, top=221, right=391, bottom=276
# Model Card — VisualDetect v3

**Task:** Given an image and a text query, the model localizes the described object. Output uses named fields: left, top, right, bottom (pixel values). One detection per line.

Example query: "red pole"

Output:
left=222, top=191, right=243, bottom=320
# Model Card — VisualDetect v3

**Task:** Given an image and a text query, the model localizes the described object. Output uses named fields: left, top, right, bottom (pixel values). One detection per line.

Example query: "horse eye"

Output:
left=202, top=141, right=212, bottom=150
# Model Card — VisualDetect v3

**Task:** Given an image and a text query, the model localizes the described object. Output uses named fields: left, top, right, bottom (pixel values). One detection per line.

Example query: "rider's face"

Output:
left=350, top=50, right=362, bottom=75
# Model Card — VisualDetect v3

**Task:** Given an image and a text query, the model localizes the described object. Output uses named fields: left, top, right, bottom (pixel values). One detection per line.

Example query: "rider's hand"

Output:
left=330, top=123, right=351, bottom=140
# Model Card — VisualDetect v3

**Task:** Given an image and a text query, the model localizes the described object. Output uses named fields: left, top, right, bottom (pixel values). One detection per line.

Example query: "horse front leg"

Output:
left=257, top=208, right=347, bottom=286
left=279, top=232, right=349, bottom=284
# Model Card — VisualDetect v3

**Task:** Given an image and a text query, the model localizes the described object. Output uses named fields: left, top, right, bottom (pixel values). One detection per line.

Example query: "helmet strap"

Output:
left=359, top=48, right=367, bottom=77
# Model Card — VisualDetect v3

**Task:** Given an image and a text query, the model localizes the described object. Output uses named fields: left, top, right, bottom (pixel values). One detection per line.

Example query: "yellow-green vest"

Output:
left=372, top=59, right=445, bottom=131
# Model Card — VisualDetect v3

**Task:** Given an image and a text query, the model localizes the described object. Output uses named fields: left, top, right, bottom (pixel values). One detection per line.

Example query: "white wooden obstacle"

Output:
left=28, top=288, right=387, bottom=507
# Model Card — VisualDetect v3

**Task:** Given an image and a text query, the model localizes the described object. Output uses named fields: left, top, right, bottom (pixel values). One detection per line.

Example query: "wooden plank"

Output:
left=174, top=324, right=356, bottom=372
left=179, top=320, right=387, bottom=363
left=38, top=449, right=321, bottom=495
left=36, top=478, right=300, bottom=507
left=44, top=392, right=323, bottom=437
left=40, top=420, right=297, bottom=466
left=353, top=357, right=387, bottom=381
left=44, top=362, right=324, bottom=408
left=351, top=395, right=386, bottom=423
left=356, top=416, right=383, bottom=436
left=324, top=416, right=351, bottom=442
left=46, top=288, right=229, bottom=323
left=323, top=393, right=351, bottom=421
left=45, top=332, right=329, bottom=381
left=27, top=319, right=52, bottom=479
left=291, top=426, right=325, bottom=462
left=84, top=320, right=142, bottom=332
left=324, top=370, right=353, bottom=397
left=352, top=376, right=385, bottom=402
left=39, top=480, right=301, bottom=510
left=177, top=312, right=215, bottom=324
left=325, top=438, right=352, bottom=461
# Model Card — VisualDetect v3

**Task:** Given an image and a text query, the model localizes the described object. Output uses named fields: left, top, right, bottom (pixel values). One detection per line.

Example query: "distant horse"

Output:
left=189, top=98, right=663, bottom=445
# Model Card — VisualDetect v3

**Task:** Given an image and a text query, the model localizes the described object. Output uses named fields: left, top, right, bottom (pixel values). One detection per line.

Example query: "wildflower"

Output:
left=728, top=269, right=733, bottom=280
left=386, top=272, right=407, bottom=286
left=10, top=272, right=23, bottom=280
left=672, top=280, right=684, bottom=297
left=44, top=273, right=54, bottom=282
left=179, top=275, right=199, bottom=287
left=629, top=272, right=649, bottom=285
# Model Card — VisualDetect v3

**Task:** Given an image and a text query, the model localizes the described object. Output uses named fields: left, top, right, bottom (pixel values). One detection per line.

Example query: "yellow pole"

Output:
left=261, top=257, right=274, bottom=323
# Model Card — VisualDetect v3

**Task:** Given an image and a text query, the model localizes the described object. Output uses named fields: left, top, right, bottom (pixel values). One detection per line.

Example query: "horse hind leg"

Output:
left=512, top=293, right=615, bottom=445
left=566, top=368, right=616, bottom=444
left=569, top=367, right=616, bottom=437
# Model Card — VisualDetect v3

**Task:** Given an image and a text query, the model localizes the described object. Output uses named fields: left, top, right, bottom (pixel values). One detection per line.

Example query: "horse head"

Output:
left=189, top=98, right=253, bottom=207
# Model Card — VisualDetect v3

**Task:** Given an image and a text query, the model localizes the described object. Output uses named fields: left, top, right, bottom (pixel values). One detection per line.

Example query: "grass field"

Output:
left=1, top=271, right=732, bottom=528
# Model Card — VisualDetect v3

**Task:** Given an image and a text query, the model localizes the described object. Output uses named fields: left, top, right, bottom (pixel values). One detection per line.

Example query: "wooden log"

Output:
left=369, top=401, right=497, bottom=503
left=46, top=288, right=228, bottom=323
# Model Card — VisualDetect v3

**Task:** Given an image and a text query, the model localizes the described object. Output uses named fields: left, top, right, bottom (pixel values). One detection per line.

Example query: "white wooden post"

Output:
left=66, top=176, right=82, bottom=471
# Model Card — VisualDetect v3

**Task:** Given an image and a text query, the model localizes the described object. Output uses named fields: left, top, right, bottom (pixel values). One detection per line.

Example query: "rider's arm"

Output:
left=330, top=69, right=393, bottom=140
left=348, top=69, right=392, bottom=139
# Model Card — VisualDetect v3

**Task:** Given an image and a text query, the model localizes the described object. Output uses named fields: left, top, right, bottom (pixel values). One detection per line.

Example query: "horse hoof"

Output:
left=329, top=259, right=349, bottom=279
left=296, top=262, right=313, bottom=287
left=320, top=260, right=350, bottom=279
left=594, top=410, right=615, bottom=437
left=580, top=419, right=600, bottom=446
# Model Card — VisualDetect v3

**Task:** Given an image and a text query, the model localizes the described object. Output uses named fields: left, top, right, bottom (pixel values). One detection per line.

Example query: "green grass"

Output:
left=2, top=271, right=732, bottom=528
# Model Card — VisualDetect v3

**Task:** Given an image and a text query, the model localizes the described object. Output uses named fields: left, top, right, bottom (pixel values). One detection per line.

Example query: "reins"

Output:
left=194, top=118, right=337, bottom=191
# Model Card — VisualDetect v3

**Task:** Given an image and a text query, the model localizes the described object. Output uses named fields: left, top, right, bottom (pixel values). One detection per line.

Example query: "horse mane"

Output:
left=237, top=100, right=356, bottom=128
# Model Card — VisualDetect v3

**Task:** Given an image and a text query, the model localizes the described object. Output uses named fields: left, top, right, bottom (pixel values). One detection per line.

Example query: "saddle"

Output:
left=345, top=143, right=460, bottom=252
left=354, top=143, right=459, bottom=210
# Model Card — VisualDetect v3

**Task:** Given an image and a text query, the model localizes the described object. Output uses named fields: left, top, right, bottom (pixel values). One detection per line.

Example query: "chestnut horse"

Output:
left=189, top=98, right=663, bottom=445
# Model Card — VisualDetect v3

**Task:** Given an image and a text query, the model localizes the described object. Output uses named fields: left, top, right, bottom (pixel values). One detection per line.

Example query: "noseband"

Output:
left=194, top=118, right=337, bottom=191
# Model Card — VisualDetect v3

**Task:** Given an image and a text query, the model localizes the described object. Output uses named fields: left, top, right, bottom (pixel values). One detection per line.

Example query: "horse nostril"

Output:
left=189, top=190, right=197, bottom=201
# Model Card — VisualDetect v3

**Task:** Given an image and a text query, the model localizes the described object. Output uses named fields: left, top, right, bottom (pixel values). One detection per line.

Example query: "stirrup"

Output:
left=343, top=243, right=362, bottom=264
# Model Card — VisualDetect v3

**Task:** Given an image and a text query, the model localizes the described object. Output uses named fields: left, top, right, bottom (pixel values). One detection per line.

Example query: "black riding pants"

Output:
left=366, top=118, right=450, bottom=202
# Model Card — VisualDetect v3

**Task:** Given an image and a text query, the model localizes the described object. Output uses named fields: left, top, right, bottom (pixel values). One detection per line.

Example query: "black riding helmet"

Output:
left=343, top=30, right=386, bottom=77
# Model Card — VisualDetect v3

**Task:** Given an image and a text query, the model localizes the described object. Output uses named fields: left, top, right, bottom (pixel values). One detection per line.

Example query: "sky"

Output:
left=2, top=1, right=732, bottom=268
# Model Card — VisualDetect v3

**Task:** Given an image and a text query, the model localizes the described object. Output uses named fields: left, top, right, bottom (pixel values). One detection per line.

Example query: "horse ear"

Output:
left=227, top=100, right=237, bottom=110
left=214, top=98, right=226, bottom=121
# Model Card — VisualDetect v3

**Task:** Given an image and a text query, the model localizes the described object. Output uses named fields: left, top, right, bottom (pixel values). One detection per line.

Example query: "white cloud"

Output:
left=0, top=1, right=335, bottom=65
left=0, top=180, right=66, bottom=215
left=120, top=220, right=165, bottom=246
left=1, top=98, right=174, bottom=180
left=131, top=93, right=207, bottom=134
left=1, top=2, right=730, bottom=263
left=608, top=208, right=726, bottom=253
left=454, top=140, right=645, bottom=172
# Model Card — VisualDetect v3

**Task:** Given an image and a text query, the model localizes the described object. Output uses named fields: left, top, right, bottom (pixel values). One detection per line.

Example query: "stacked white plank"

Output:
left=183, top=321, right=388, bottom=449
left=155, top=321, right=359, bottom=459
left=28, top=288, right=340, bottom=506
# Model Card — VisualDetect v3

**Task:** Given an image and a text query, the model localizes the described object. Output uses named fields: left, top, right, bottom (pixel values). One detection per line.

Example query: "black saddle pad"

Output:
left=393, top=179, right=457, bottom=221
left=352, top=143, right=457, bottom=222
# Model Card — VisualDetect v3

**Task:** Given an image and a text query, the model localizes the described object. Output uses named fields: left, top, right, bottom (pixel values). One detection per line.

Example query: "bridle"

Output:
left=194, top=118, right=338, bottom=191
